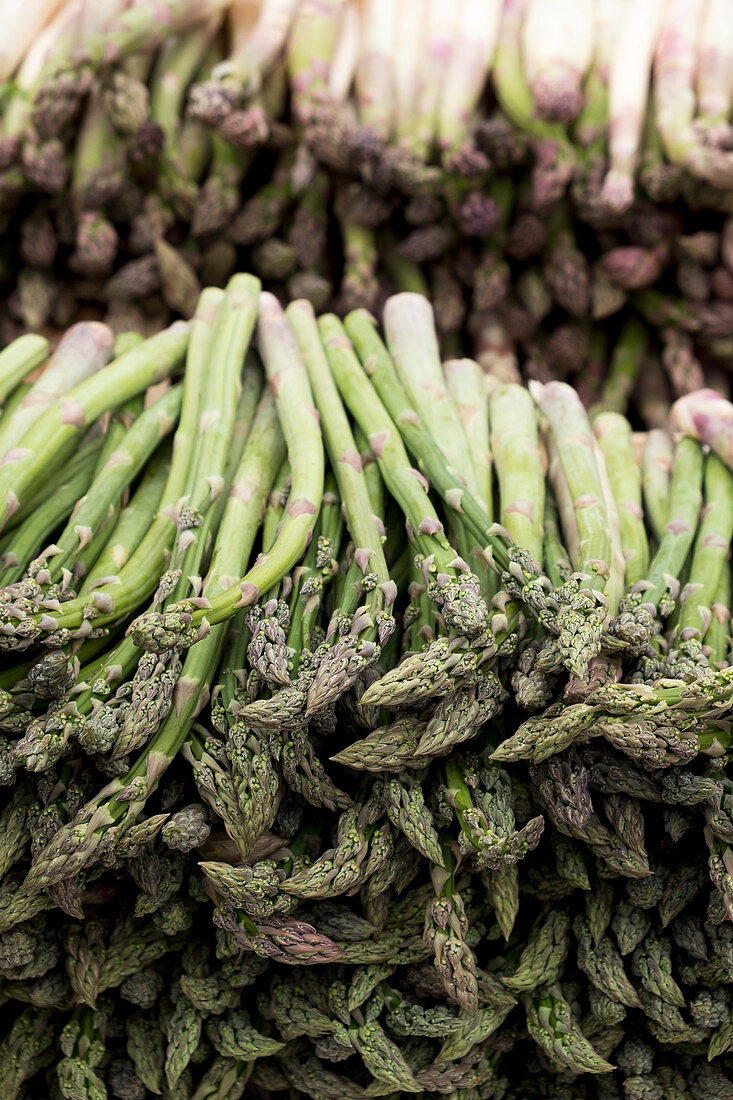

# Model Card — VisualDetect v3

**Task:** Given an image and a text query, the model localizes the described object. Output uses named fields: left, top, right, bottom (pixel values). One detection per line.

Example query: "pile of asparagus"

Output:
left=0, top=0, right=731, bottom=427
left=0, top=276, right=731, bottom=1097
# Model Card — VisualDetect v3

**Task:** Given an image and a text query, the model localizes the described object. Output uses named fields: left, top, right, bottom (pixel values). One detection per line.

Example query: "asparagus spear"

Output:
left=287, top=483, right=344, bottom=669
left=188, top=0, right=299, bottom=127
left=591, top=428, right=626, bottom=621
left=670, top=389, right=733, bottom=472
left=0, top=434, right=103, bottom=584
left=593, top=412, right=649, bottom=587
left=222, top=356, right=265, bottom=491
left=383, top=293, right=478, bottom=499
left=641, top=429, right=673, bottom=546
left=0, top=422, right=106, bottom=547
left=424, top=847, right=480, bottom=1014
left=695, top=0, right=733, bottom=145
left=43, top=384, right=182, bottom=587
left=443, top=357, right=492, bottom=517
left=634, top=436, right=705, bottom=618
left=0, top=383, right=32, bottom=434
left=522, top=0, right=593, bottom=124
left=437, top=0, right=501, bottom=172
left=0, top=321, right=113, bottom=460
left=600, top=0, right=667, bottom=211
left=542, top=493, right=572, bottom=589
left=490, top=382, right=545, bottom=567
left=0, top=1007, right=54, bottom=1099
left=384, top=295, right=496, bottom=601
left=531, top=380, right=611, bottom=596
left=654, top=0, right=733, bottom=187
left=525, top=983, right=614, bottom=1073
left=0, top=342, right=208, bottom=652
left=81, top=448, right=171, bottom=591
left=0, top=334, right=49, bottom=408
left=674, top=453, right=733, bottom=640
left=704, top=567, right=731, bottom=670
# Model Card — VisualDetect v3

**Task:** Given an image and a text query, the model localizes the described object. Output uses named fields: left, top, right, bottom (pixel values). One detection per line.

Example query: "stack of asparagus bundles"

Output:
left=0, top=279, right=731, bottom=1097
left=0, top=0, right=730, bottom=423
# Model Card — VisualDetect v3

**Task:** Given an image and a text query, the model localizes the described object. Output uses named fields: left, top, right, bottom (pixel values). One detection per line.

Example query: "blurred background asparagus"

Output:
left=0, top=0, right=730, bottom=420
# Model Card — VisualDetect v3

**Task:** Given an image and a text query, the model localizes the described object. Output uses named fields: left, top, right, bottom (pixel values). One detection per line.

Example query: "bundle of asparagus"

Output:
left=0, top=280, right=732, bottom=1097
left=0, top=0, right=730, bottom=428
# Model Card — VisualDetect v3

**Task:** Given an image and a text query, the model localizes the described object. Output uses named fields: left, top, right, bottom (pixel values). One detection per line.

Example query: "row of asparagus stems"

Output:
left=7, top=0, right=733, bottom=204
left=0, top=277, right=732, bottom=1096
left=1, top=0, right=733, bottom=432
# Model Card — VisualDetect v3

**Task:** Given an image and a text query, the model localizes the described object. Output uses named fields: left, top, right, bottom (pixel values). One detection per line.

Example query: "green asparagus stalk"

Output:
left=635, top=436, right=705, bottom=617
left=81, top=448, right=171, bottom=591
left=70, top=88, right=125, bottom=213
left=670, top=389, right=733, bottom=472
left=704, top=567, right=731, bottom=669
left=424, top=846, right=480, bottom=1014
left=592, top=430, right=626, bottom=620
left=221, top=355, right=264, bottom=493
left=490, top=382, right=545, bottom=567
left=354, top=423, right=385, bottom=532
left=492, top=0, right=574, bottom=208
left=383, top=294, right=494, bottom=601
left=675, top=453, right=733, bottom=639
left=193, top=134, right=254, bottom=238
left=493, top=668, right=733, bottom=768
left=0, top=383, right=31, bottom=434
left=287, top=0, right=344, bottom=123
left=45, top=385, right=182, bottom=586
left=543, top=494, right=572, bottom=589
left=0, top=424, right=106, bottom=541
left=0, top=1007, right=54, bottom=1099
left=524, top=984, right=614, bottom=1074
left=383, top=293, right=479, bottom=500
left=531, top=380, right=611, bottom=596
left=0, top=322, right=114, bottom=460
left=0, top=435, right=104, bottom=584
left=593, top=412, right=649, bottom=587
left=338, top=220, right=379, bottom=313
left=641, top=429, right=673, bottom=545
left=0, top=334, right=49, bottom=408
left=443, top=357, right=493, bottom=518
left=342, top=310, right=505, bottom=573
